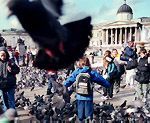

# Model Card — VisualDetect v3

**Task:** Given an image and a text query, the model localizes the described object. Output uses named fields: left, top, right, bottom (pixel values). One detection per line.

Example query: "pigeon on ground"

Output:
left=120, top=84, right=126, bottom=89
left=120, top=100, right=127, bottom=108
left=8, top=0, right=93, bottom=70
left=30, top=86, right=35, bottom=91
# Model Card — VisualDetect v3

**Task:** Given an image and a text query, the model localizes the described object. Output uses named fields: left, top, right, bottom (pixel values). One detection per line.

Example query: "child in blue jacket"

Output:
left=64, top=57, right=110, bottom=122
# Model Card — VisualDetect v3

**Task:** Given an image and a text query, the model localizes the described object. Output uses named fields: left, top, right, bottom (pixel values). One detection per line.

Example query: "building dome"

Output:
left=117, top=3, right=133, bottom=14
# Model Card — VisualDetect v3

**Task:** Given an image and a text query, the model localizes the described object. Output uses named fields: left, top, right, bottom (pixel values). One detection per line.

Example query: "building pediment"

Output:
left=102, top=20, right=138, bottom=29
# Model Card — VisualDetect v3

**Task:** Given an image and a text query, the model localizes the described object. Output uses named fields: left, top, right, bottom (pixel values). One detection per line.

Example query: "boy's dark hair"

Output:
left=104, top=50, right=111, bottom=57
left=140, top=49, right=147, bottom=54
left=79, top=57, right=91, bottom=68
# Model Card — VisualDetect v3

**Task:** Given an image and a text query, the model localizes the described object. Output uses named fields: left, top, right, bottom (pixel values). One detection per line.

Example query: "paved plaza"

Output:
left=16, top=80, right=149, bottom=122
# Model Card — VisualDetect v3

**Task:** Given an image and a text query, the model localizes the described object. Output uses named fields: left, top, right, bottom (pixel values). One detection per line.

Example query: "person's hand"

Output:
left=129, top=58, right=132, bottom=61
left=7, top=66, right=12, bottom=72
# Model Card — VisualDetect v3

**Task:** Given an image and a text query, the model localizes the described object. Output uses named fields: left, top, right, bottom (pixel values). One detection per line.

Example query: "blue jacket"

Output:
left=120, top=46, right=137, bottom=61
left=64, top=66, right=110, bottom=100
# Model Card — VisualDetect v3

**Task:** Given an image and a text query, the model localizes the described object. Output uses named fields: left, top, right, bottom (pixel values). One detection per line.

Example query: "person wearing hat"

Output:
left=0, top=46, right=20, bottom=111
left=120, top=40, right=138, bottom=88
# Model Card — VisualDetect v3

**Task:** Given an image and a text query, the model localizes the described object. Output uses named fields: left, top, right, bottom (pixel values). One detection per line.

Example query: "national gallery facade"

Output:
left=90, top=1, right=150, bottom=51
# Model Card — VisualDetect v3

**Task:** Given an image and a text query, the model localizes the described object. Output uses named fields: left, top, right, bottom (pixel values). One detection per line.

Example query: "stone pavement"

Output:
left=16, top=82, right=150, bottom=122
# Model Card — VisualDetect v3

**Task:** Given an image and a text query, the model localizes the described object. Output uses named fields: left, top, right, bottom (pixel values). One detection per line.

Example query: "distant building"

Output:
left=0, top=28, right=37, bottom=48
left=90, top=0, right=150, bottom=51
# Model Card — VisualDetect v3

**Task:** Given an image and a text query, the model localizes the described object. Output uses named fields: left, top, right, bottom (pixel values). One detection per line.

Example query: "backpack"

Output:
left=75, top=73, right=93, bottom=96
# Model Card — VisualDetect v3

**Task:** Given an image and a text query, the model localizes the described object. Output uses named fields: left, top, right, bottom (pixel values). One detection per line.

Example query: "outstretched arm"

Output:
left=64, top=69, right=78, bottom=87
left=91, top=70, right=111, bottom=88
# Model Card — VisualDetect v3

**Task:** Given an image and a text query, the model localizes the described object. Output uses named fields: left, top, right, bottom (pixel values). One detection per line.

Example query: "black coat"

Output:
left=135, top=57, right=150, bottom=84
left=0, top=59, right=20, bottom=90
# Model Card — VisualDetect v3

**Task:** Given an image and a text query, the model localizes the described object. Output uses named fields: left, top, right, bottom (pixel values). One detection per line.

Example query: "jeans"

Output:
left=0, top=90, right=7, bottom=111
left=114, top=78, right=121, bottom=93
left=103, top=83, right=114, bottom=98
left=2, top=88, right=16, bottom=109
left=77, top=100, right=93, bottom=122
left=135, top=82, right=149, bottom=99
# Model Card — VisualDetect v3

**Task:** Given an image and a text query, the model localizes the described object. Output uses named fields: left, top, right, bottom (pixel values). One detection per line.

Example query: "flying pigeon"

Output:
left=8, top=0, right=93, bottom=70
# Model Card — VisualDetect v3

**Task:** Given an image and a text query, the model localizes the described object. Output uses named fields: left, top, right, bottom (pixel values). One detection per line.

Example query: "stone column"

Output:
left=115, top=28, right=118, bottom=44
left=106, top=29, right=108, bottom=45
left=130, top=27, right=132, bottom=41
left=102, top=29, right=104, bottom=45
left=125, top=27, right=127, bottom=43
left=111, top=29, right=113, bottom=45
left=135, top=27, right=137, bottom=41
left=120, top=28, right=122, bottom=44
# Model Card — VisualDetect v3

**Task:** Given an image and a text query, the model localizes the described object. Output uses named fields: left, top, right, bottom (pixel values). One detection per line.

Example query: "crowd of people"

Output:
left=0, top=34, right=149, bottom=122
left=46, top=39, right=150, bottom=122
left=100, top=40, right=150, bottom=104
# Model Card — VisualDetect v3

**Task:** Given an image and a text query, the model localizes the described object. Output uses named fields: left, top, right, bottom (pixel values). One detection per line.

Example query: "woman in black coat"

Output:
left=0, top=46, right=20, bottom=110
left=135, top=49, right=150, bottom=102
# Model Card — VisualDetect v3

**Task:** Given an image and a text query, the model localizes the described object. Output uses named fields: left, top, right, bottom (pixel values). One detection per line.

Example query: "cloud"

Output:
left=91, top=3, right=117, bottom=24
left=60, top=12, right=90, bottom=24
left=9, top=16, right=22, bottom=29
left=60, top=0, right=91, bottom=24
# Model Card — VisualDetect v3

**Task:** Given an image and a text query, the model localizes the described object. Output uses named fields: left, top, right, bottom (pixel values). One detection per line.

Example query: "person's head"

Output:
left=104, top=50, right=111, bottom=57
left=127, top=40, right=134, bottom=47
left=77, top=56, right=91, bottom=68
left=0, top=46, right=7, bottom=61
left=103, top=56, right=112, bottom=68
left=140, top=49, right=147, bottom=58
left=112, top=49, right=118, bottom=58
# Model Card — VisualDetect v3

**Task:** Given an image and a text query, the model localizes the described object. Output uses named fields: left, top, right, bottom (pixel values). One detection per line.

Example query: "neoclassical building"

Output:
left=90, top=0, right=150, bottom=50
left=0, top=29, right=37, bottom=48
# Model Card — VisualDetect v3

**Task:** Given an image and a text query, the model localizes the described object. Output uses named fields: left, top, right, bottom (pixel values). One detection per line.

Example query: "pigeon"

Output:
left=30, top=86, right=35, bottom=91
left=120, top=100, right=127, bottom=108
left=16, top=88, right=20, bottom=92
left=7, top=0, right=93, bottom=70
left=120, top=84, right=126, bottom=89
left=20, top=91, right=25, bottom=96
